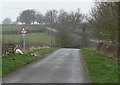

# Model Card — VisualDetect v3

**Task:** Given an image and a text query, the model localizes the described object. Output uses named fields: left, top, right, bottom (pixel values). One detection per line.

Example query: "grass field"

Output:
left=2, top=48, right=56, bottom=77
left=81, top=48, right=118, bottom=83
left=2, top=25, right=55, bottom=47
left=0, top=34, right=2, bottom=42
left=3, top=33, right=55, bottom=47
left=1, top=25, right=35, bottom=31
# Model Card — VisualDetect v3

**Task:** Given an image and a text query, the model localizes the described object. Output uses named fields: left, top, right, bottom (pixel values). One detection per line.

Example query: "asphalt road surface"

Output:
left=3, top=48, right=91, bottom=83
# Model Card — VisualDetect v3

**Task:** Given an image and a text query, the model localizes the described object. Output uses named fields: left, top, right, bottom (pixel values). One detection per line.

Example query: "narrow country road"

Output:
left=3, top=48, right=90, bottom=83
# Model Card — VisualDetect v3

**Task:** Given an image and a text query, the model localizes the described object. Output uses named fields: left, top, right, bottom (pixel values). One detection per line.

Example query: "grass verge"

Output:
left=81, top=48, right=118, bottom=83
left=2, top=48, right=56, bottom=77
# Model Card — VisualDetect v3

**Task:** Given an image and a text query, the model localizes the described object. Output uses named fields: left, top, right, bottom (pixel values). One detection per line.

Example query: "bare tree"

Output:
left=31, top=10, right=36, bottom=24
left=56, top=10, right=73, bottom=48
left=44, top=9, right=58, bottom=27
left=18, top=9, right=36, bottom=25
left=68, top=8, right=85, bottom=32
left=89, top=2, right=118, bottom=42
left=35, top=12, right=43, bottom=25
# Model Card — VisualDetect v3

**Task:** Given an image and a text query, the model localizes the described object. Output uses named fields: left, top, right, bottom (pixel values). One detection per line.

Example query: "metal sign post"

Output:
left=22, top=34, right=26, bottom=51
left=20, top=27, right=28, bottom=52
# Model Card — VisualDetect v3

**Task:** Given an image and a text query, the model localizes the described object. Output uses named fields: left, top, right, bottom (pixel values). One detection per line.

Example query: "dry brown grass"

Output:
left=97, top=42, right=118, bottom=58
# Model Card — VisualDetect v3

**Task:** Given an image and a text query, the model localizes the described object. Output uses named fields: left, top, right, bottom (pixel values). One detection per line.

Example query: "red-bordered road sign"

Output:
left=20, top=27, right=28, bottom=34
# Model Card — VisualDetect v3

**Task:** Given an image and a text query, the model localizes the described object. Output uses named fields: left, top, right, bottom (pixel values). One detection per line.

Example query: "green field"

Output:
left=3, top=33, right=55, bottom=47
left=2, top=25, right=55, bottom=47
left=0, top=34, right=1, bottom=38
left=1, top=25, right=34, bottom=31
left=81, top=48, right=118, bottom=83
left=2, top=48, right=56, bottom=77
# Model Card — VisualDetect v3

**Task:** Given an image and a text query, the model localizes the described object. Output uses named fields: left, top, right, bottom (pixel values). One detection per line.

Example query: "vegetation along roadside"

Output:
left=81, top=48, right=118, bottom=83
left=2, top=48, right=57, bottom=77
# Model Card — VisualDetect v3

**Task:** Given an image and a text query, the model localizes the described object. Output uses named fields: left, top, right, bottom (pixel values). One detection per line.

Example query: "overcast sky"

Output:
left=0, top=0, right=95, bottom=23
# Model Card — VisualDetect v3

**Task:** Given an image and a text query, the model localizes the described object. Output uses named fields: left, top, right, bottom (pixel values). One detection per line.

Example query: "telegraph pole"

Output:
left=50, top=11, right=53, bottom=47
left=23, top=36, right=26, bottom=51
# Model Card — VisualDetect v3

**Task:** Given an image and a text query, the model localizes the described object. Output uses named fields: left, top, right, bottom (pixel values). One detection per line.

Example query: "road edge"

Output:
left=79, top=49, right=92, bottom=83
